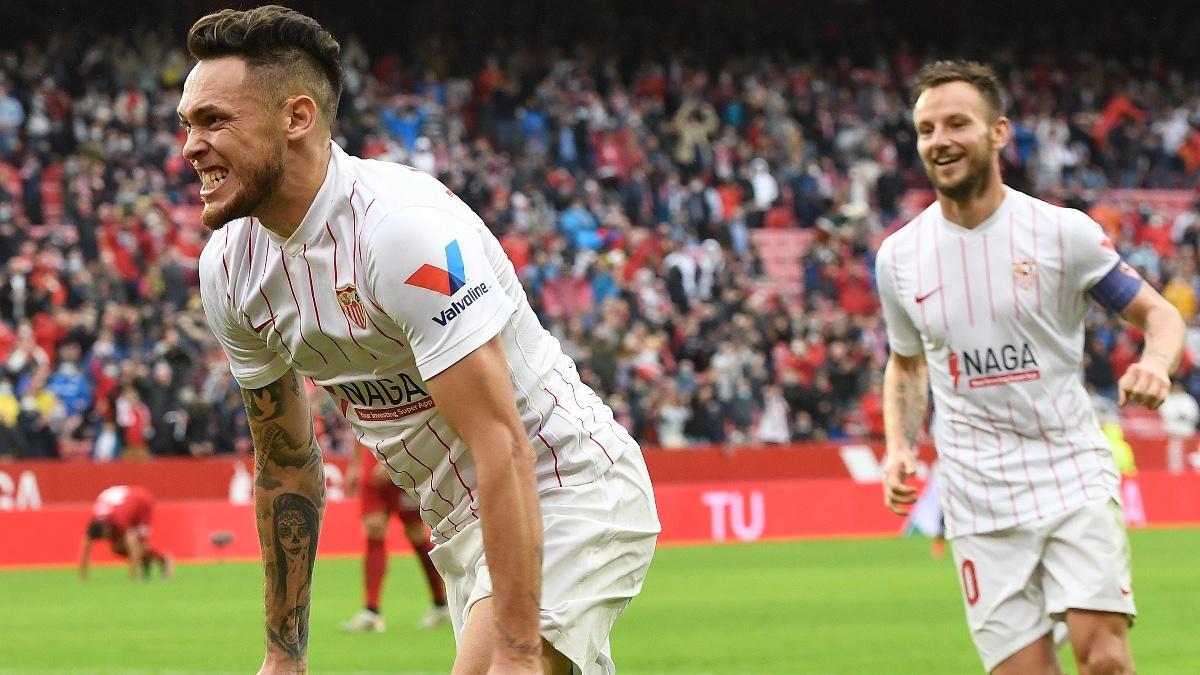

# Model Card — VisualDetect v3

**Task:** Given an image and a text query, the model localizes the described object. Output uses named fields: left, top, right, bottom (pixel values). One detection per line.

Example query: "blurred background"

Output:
left=1, top=1, right=1200, bottom=672
left=3, top=0, right=1200, bottom=459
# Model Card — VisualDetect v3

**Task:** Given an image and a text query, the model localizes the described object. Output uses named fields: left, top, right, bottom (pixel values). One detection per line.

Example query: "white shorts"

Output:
left=429, top=447, right=660, bottom=674
left=951, top=498, right=1135, bottom=672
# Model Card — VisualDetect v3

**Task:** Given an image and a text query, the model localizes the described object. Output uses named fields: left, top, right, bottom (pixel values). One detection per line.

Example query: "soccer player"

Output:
left=877, top=60, right=1185, bottom=675
left=79, top=485, right=172, bottom=582
left=340, top=443, right=450, bottom=632
left=181, top=6, right=659, bottom=674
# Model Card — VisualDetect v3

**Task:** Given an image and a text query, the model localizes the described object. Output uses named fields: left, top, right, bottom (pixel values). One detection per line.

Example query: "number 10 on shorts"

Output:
left=961, top=559, right=980, bottom=606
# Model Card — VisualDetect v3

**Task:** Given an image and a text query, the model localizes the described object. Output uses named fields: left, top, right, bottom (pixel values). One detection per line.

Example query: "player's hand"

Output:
left=883, top=446, right=919, bottom=515
left=345, top=466, right=360, bottom=498
left=1118, top=359, right=1171, bottom=410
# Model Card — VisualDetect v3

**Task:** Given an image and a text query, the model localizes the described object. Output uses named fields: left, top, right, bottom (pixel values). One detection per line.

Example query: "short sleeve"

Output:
left=198, top=244, right=290, bottom=389
left=1063, top=210, right=1124, bottom=293
left=364, top=205, right=517, bottom=380
left=875, top=236, right=923, bottom=357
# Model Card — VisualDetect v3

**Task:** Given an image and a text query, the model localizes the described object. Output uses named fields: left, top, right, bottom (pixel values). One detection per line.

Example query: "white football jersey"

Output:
left=877, top=187, right=1125, bottom=537
left=200, top=143, right=631, bottom=543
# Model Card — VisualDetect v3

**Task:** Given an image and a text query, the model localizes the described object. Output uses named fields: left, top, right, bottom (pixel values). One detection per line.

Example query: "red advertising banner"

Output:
left=2, top=437, right=1196, bottom=509
left=2, top=472, right=1198, bottom=567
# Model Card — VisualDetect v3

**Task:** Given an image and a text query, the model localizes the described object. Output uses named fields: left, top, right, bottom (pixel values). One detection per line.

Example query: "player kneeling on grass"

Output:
left=878, top=60, right=1185, bottom=675
left=79, top=485, right=173, bottom=582
left=181, top=6, right=659, bottom=673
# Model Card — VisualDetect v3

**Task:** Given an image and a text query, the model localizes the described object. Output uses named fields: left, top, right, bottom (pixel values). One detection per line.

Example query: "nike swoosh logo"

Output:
left=914, top=287, right=941, bottom=303
left=1120, top=587, right=1132, bottom=597
left=251, top=316, right=275, bottom=334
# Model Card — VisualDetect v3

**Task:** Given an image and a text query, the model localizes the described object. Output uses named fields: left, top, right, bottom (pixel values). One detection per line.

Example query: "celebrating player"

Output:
left=79, top=485, right=172, bottom=582
left=181, top=6, right=659, bottom=674
left=340, top=443, right=449, bottom=632
left=876, top=60, right=1184, bottom=675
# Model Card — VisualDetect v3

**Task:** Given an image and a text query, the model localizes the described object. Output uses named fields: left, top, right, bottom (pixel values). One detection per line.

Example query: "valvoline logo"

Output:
left=405, top=240, right=467, bottom=296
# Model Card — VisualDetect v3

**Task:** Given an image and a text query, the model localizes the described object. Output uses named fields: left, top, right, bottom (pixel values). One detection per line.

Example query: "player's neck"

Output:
left=255, top=141, right=332, bottom=239
left=936, top=177, right=1007, bottom=230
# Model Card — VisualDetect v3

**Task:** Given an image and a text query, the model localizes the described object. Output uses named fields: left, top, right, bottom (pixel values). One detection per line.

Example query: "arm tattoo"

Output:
left=243, top=372, right=292, bottom=423
left=241, top=371, right=326, bottom=664
left=242, top=373, right=319, bottom=477
left=886, top=363, right=928, bottom=448
left=897, top=380, right=927, bottom=446
left=263, top=492, right=320, bottom=662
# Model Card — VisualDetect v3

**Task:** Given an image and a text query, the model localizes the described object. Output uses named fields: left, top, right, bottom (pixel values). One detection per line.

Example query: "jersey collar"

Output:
left=267, top=142, right=343, bottom=256
left=937, top=186, right=1014, bottom=236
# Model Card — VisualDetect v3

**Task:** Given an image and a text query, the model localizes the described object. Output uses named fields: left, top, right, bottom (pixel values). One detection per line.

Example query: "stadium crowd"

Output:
left=3, top=23, right=1200, bottom=460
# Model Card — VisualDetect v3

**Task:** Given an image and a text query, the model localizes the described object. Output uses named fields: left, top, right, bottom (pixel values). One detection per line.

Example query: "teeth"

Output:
left=201, top=171, right=228, bottom=188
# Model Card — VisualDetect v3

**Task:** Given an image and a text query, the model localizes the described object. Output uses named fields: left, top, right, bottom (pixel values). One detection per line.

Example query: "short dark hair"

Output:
left=910, top=60, right=1005, bottom=119
left=187, top=5, right=343, bottom=124
left=86, top=520, right=107, bottom=540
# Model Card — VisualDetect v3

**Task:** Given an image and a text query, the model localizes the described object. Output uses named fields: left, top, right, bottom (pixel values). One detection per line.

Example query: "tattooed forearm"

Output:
left=883, top=353, right=929, bottom=450
left=898, top=380, right=927, bottom=447
left=252, top=423, right=315, bottom=468
left=260, top=492, right=321, bottom=663
left=242, top=372, right=295, bottom=423
left=242, top=370, right=325, bottom=665
left=242, top=373, right=319, bottom=478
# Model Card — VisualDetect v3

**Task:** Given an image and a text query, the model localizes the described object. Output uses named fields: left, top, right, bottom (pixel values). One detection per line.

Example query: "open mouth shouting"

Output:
left=198, top=167, right=230, bottom=201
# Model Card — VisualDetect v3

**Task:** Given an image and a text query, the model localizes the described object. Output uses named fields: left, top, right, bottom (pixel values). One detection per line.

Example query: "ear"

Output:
left=284, top=95, right=320, bottom=141
left=991, top=115, right=1012, bottom=152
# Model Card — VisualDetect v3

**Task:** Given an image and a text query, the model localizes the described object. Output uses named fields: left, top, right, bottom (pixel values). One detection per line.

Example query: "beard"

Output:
left=926, top=145, right=994, bottom=202
left=201, top=140, right=286, bottom=231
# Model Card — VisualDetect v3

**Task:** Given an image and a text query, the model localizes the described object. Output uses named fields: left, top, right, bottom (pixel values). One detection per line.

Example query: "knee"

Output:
left=1079, top=643, right=1133, bottom=675
left=362, top=513, right=389, bottom=540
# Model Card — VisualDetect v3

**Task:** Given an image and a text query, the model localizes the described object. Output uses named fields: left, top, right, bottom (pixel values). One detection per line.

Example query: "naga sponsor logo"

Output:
left=323, top=373, right=434, bottom=421
left=357, top=398, right=436, bottom=422
left=950, top=343, right=1040, bottom=389
left=432, top=282, right=490, bottom=325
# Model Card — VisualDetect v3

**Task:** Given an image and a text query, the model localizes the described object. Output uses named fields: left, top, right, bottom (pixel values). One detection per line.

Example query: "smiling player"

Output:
left=876, top=60, right=1184, bottom=675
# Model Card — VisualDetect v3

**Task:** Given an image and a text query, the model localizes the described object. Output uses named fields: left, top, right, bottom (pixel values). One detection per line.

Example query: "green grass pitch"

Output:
left=2, top=529, right=1198, bottom=674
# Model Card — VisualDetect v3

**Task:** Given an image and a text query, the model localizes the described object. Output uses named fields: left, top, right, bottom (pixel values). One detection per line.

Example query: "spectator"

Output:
left=684, top=383, right=725, bottom=445
left=756, top=384, right=791, bottom=444
left=859, top=377, right=885, bottom=440
left=0, top=81, right=24, bottom=158
left=114, top=385, right=151, bottom=460
left=16, top=370, right=60, bottom=458
left=1162, top=271, right=1197, bottom=322
left=671, top=99, right=719, bottom=177
left=654, top=381, right=690, bottom=449
left=2, top=16, right=1200, bottom=457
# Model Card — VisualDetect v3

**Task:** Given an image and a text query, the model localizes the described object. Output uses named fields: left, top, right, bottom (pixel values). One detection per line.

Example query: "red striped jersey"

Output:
left=876, top=187, right=1123, bottom=537
left=199, top=143, right=630, bottom=543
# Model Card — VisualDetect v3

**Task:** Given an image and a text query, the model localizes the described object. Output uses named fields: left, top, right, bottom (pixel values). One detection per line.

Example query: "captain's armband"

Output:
left=1088, top=260, right=1142, bottom=313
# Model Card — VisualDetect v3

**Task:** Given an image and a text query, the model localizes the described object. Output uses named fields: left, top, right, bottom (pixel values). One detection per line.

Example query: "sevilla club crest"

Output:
left=335, top=284, right=368, bottom=329
left=1011, top=260, right=1037, bottom=290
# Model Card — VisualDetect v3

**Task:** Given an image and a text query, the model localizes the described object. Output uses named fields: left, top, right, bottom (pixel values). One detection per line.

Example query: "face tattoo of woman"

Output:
left=271, top=493, right=320, bottom=650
